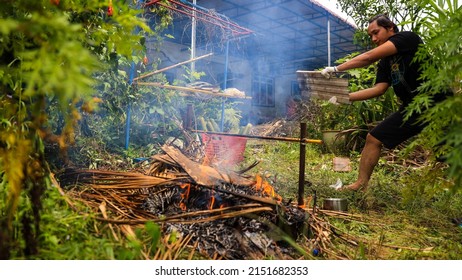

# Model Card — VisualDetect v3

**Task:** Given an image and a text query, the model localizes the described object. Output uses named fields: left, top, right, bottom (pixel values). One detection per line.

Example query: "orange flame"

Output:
left=208, top=190, right=226, bottom=210
left=254, top=174, right=282, bottom=202
left=299, top=196, right=312, bottom=209
left=179, top=202, right=187, bottom=211
left=179, top=183, right=191, bottom=211
left=295, top=195, right=315, bottom=209
left=209, top=194, right=216, bottom=210
left=180, top=183, right=191, bottom=199
left=298, top=198, right=306, bottom=208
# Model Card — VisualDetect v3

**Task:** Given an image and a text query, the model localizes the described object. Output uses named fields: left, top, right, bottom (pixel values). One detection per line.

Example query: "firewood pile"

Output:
left=58, top=144, right=365, bottom=260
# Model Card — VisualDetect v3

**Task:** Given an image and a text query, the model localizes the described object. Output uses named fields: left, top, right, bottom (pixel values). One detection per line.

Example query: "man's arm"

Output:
left=349, top=82, right=389, bottom=101
left=337, top=41, right=398, bottom=71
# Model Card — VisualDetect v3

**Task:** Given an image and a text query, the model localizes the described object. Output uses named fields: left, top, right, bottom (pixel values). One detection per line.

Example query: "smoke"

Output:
left=148, top=1, right=359, bottom=125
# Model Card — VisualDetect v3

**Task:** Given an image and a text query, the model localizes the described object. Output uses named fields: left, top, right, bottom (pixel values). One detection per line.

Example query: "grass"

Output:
left=241, top=139, right=462, bottom=259
left=7, top=134, right=461, bottom=260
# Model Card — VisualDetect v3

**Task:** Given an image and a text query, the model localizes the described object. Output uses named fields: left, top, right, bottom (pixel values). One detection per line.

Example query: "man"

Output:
left=320, top=14, right=449, bottom=191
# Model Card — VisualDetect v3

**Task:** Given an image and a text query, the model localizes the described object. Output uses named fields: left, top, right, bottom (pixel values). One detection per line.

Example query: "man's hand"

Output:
left=320, top=66, right=338, bottom=78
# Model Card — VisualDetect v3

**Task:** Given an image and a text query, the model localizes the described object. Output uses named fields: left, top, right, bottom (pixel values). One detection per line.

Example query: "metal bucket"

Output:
left=323, top=198, right=348, bottom=212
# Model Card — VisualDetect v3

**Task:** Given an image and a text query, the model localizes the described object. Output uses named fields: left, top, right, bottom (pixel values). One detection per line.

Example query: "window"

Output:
left=164, top=72, right=175, bottom=84
left=217, top=72, right=234, bottom=89
left=251, top=76, right=275, bottom=107
left=291, top=80, right=301, bottom=97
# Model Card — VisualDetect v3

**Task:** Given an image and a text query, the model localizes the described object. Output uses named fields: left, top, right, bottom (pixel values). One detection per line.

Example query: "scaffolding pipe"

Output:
left=125, top=0, right=143, bottom=150
left=327, top=15, right=331, bottom=66
left=220, top=40, right=230, bottom=132
left=191, top=0, right=197, bottom=73
left=144, top=0, right=253, bottom=35
left=170, top=0, right=253, bottom=34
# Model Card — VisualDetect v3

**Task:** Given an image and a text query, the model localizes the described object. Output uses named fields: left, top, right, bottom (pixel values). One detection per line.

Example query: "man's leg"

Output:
left=344, top=133, right=383, bottom=191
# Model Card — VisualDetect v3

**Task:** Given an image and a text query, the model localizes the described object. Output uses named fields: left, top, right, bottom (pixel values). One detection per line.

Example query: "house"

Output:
left=144, top=0, right=361, bottom=124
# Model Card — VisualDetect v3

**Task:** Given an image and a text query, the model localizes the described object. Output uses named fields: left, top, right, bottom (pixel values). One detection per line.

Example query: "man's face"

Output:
left=367, top=20, right=395, bottom=46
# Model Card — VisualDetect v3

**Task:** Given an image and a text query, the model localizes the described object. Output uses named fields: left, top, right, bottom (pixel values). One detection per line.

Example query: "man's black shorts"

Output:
left=370, top=110, right=425, bottom=149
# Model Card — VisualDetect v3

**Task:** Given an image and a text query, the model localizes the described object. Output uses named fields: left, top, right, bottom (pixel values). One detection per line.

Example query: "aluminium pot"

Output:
left=322, top=198, right=348, bottom=212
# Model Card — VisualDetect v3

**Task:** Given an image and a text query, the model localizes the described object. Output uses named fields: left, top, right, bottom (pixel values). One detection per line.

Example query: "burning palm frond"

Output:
left=58, top=144, right=422, bottom=260
left=70, top=169, right=175, bottom=189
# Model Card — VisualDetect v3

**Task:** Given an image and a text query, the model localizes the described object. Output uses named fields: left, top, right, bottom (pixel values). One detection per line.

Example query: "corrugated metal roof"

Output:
left=155, top=0, right=362, bottom=73
left=309, top=0, right=357, bottom=28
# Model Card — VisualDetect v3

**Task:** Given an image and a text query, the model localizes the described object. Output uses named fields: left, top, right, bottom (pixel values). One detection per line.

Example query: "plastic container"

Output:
left=202, top=133, right=247, bottom=167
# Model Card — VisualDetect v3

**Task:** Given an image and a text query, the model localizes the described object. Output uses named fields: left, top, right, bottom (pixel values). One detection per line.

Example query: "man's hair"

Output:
left=369, top=14, right=399, bottom=33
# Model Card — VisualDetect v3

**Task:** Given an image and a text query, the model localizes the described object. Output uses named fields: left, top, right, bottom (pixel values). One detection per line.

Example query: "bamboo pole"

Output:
left=133, top=52, right=213, bottom=82
left=192, top=130, right=323, bottom=144
left=136, top=82, right=251, bottom=99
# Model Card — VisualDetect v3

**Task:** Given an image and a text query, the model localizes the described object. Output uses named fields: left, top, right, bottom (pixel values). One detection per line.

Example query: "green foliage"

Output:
left=22, top=184, right=164, bottom=260
left=404, top=0, right=462, bottom=190
left=0, top=0, right=157, bottom=259
left=91, top=66, right=183, bottom=150
left=337, top=0, right=425, bottom=47
left=337, top=0, right=424, bottom=30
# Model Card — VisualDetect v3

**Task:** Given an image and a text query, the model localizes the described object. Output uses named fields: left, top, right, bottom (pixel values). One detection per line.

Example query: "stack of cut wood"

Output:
left=296, top=71, right=350, bottom=104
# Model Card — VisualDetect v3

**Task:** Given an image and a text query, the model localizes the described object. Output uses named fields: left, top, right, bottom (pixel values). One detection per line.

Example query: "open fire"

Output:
left=60, top=144, right=353, bottom=260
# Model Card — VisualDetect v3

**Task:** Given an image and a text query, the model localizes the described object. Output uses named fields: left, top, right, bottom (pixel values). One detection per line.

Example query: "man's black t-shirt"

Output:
left=371, top=31, right=451, bottom=148
left=375, top=31, right=423, bottom=107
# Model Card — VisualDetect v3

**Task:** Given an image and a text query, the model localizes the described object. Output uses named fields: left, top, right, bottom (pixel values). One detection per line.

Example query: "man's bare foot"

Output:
left=340, top=182, right=367, bottom=191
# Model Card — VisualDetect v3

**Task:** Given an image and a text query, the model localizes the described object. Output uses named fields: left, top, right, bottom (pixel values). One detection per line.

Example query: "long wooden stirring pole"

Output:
left=191, top=130, right=323, bottom=145
left=298, top=122, right=307, bottom=206
left=133, top=52, right=213, bottom=82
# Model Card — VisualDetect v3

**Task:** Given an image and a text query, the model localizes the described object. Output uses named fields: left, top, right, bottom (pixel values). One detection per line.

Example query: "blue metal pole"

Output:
left=220, top=40, right=230, bottom=132
left=125, top=61, right=135, bottom=150
left=125, top=0, right=142, bottom=150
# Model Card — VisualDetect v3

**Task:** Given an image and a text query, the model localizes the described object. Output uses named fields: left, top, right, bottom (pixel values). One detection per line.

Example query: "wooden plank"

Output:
left=299, top=85, right=350, bottom=96
left=297, top=70, right=350, bottom=104
left=296, top=70, right=325, bottom=78
left=299, top=78, right=348, bottom=87
left=311, top=92, right=350, bottom=104
left=297, top=71, right=348, bottom=86
left=297, top=70, right=347, bottom=80
left=308, top=84, right=349, bottom=94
